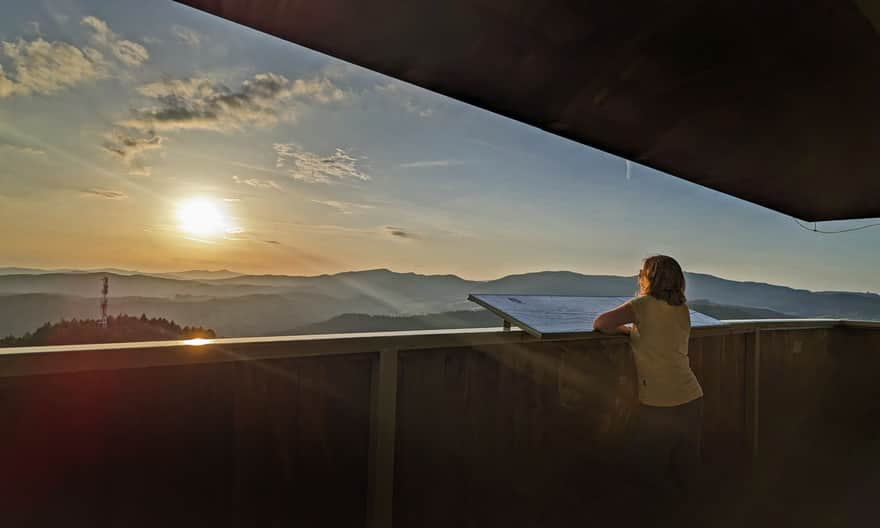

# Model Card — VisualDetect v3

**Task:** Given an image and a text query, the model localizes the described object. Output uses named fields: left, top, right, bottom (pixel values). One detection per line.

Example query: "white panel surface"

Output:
left=468, top=294, right=723, bottom=338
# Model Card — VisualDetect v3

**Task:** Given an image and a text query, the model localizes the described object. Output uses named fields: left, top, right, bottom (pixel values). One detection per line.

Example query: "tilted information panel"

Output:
left=468, top=294, right=723, bottom=338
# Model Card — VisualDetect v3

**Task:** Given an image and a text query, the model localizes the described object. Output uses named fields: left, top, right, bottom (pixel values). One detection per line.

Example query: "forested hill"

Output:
left=0, top=314, right=215, bottom=348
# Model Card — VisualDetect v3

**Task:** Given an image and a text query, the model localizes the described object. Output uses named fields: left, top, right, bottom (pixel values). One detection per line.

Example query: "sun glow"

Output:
left=176, top=198, right=231, bottom=237
left=183, top=338, right=211, bottom=346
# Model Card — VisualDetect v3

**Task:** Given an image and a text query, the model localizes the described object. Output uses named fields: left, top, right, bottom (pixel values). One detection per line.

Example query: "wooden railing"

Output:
left=1, top=320, right=878, bottom=526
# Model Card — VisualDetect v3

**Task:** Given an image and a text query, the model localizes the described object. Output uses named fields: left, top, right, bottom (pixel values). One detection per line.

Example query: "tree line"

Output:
left=0, top=314, right=216, bottom=347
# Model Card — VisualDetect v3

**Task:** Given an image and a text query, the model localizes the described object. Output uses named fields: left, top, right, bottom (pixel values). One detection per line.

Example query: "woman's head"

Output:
left=638, top=255, right=686, bottom=306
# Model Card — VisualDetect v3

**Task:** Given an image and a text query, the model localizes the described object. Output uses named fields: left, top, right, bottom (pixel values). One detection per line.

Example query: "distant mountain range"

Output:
left=0, top=267, right=877, bottom=338
left=0, top=267, right=244, bottom=281
left=287, top=301, right=792, bottom=336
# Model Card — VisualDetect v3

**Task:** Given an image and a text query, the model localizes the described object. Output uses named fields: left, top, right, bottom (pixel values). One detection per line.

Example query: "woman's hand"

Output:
left=615, top=324, right=632, bottom=336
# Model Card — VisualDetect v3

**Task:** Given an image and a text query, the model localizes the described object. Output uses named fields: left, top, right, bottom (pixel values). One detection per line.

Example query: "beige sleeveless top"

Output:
left=627, top=295, right=703, bottom=406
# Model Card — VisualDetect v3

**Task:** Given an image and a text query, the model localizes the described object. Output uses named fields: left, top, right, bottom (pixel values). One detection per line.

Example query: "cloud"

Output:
left=81, top=188, right=127, bottom=199
left=102, top=131, right=163, bottom=176
left=405, top=100, right=433, bottom=117
left=273, top=221, right=376, bottom=235
left=0, top=143, right=46, bottom=156
left=311, top=199, right=375, bottom=214
left=171, top=25, right=202, bottom=48
left=232, top=175, right=282, bottom=190
left=273, top=143, right=369, bottom=184
left=120, top=73, right=346, bottom=133
left=0, top=68, right=14, bottom=97
left=291, top=77, right=345, bottom=103
left=81, top=16, right=149, bottom=67
left=122, top=74, right=293, bottom=132
left=0, top=16, right=146, bottom=98
left=220, top=228, right=283, bottom=246
left=400, top=160, right=461, bottom=169
left=0, top=38, right=108, bottom=97
left=384, top=225, right=419, bottom=239
left=376, top=81, right=434, bottom=117
left=105, top=72, right=346, bottom=174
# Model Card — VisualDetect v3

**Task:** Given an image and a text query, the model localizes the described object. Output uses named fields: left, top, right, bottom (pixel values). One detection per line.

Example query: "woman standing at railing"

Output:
left=592, top=255, right=704, bottom=501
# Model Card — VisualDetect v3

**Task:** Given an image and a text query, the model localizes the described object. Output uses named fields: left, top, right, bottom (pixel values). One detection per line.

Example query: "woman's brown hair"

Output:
left=638, top=255, right=686, bottom=306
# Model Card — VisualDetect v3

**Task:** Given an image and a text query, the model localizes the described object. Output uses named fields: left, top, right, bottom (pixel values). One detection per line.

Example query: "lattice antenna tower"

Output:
left=100, top=276, right=109, bottom=327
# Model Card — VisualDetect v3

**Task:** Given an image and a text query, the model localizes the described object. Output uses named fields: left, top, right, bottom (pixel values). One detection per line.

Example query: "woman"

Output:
left=593, top=255, right=704, bottom=497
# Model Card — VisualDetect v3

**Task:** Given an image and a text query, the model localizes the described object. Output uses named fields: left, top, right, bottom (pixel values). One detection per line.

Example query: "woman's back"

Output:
left=593, top=255, right=705, bottom=496
left=629, top=294, right=703, bottom=406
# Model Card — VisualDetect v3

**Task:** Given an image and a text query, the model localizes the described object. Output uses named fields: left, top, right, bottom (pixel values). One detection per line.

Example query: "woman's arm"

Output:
left=593, top=302, right=636, bottom=335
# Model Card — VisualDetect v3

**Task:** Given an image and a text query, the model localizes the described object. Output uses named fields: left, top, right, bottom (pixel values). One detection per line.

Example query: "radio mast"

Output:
left=100, top=276, right=109, bottom=327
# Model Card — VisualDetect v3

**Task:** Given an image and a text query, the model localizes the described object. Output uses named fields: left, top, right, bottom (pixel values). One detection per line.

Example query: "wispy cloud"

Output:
left=291, top=77, right=345, bottom=103
left=171, top=25, right=202, bottom=48
left=120, top=75, right=294, bottom=132
left=405, top=101, right=432, bottom=117
left=269, top=220, right=376, bottom=235
left=273, top=143, right=369, bottom=184
left=311, top=199, right=375, bottom=214
left=81, top=16, right=149, bottom=67
left=103, top=72, right=346, bottom=175
left=376, top=81, right=434, bottom=117
left=232, top=175, right=282, bottom=191
left=0, top=38, right=108, bottom=97
left=102, top=131, right=163, bottom=176
left=384, top=225, right=420, bottom=239
left=119, top=73, right=346, bottom=133
left=0, top=142, right=46, bottom=156
left=220, top=228, right=283, bottom=246
left=399, top=160, right=461, bottom=169
left=81, top=188, right=127, bottom=199
left=0, top=16, right=147, bottom=98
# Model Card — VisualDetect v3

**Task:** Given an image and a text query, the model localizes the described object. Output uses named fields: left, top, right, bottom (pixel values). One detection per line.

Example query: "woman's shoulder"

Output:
left=631, top=294, right=688, bottom=310
left=630, top=294, right=655, bottom=306
left=628, top=294, right=653, bottom=318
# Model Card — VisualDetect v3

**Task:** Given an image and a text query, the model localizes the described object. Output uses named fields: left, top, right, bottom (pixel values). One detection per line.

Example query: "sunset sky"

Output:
left=1, top=0, right=879, bottom=293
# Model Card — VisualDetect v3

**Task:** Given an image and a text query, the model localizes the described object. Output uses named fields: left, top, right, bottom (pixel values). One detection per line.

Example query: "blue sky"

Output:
left=1, top=0, right=878, bottom=293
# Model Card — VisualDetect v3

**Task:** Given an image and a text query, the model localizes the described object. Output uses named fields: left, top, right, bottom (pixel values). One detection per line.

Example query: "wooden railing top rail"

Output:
left=0, top=319, right=876, bottom=377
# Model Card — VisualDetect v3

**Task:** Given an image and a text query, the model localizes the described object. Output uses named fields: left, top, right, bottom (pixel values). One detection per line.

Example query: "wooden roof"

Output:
left=178, top=0, right=880, bottom=221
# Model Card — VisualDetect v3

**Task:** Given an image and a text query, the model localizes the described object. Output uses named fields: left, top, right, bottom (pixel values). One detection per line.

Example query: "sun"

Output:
left=176, top=198, right=228, bottom=237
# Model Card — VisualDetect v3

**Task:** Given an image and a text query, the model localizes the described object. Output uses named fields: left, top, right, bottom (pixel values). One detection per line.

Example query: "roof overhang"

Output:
left=178, top=0, right=880, bottom=221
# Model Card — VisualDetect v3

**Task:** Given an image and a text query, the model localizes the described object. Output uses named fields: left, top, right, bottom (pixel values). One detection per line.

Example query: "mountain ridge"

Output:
left=0, top=268, right=877, bottom=338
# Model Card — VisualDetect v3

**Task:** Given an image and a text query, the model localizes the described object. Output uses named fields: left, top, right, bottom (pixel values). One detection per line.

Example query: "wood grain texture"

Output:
left=0, top=325, right=878, bottom=526
left=688, top=333, right=748, bottom=472
left=0, top=354, right=374, bottom=527
left=395, top=339, right=647, bottom=526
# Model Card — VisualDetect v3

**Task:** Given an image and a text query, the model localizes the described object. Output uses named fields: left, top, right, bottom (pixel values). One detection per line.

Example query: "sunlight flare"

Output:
left=183, top=338, right=211, bottom=346
left=176, top=197, right=235, bottom=237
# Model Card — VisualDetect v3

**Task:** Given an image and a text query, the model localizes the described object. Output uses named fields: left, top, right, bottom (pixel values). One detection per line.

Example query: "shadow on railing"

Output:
left=1, top=320, right=878, bottom=526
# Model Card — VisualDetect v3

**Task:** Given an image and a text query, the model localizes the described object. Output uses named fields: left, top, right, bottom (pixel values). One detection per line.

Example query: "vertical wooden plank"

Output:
left=232, top=354, right=373, bottom=526
left=368, top=348, right=399, bottom=528
left=744, top=329, right=761, bottom=459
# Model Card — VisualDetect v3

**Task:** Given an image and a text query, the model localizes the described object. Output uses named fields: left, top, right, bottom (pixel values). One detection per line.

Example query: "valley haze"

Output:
left=0, top=267, right=877, bottom=339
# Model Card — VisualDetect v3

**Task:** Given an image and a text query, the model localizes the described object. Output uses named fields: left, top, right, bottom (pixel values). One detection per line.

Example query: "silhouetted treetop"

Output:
left=0, top=314, right=216, bottom=347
